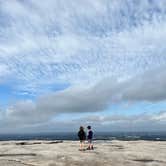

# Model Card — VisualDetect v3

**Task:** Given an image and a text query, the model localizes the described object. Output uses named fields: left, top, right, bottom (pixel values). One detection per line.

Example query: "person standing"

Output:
left=87, top=126, right=94, bottom=150
left=78, top=126, right=86, bottom=151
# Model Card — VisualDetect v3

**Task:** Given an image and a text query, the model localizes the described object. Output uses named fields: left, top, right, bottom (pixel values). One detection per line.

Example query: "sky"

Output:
left=0, top=0, right=166, bottom=133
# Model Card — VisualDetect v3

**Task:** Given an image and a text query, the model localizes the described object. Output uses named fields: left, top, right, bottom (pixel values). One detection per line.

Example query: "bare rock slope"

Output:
left=0, top=140, right=165, bottom=166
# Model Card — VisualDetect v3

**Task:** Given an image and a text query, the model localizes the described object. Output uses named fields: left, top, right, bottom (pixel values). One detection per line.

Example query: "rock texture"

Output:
left=0, top=140, right=165, bottom=166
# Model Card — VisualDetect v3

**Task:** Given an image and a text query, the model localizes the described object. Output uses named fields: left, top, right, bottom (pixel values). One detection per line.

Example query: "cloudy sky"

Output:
left=0, top=0, right=166, bottom=133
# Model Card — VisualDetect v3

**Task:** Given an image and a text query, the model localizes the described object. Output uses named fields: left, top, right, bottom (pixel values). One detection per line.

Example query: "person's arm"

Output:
left=78, top=131, right=80, bottom=138
left=89, top=131, right=93, bottom=139
left=87, top=131, right=89, bottom=137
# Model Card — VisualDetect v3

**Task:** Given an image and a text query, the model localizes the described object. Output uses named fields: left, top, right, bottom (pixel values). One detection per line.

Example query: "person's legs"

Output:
left=80, top=143, right=82, bottom=149
left=80, top=141, right=85, bottom=150
left=82, top=142, right=85, bottom=150
left=79, top=140, right=82, bottom=150
left=87, top=139, right=91, bottom=150
left=88, top=139, right=93, bottom=150
left=90, top=142, right=94, bottom=150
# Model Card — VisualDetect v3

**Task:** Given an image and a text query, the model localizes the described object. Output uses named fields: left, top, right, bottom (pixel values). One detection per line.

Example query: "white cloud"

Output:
left=1, top=109, right=166, bottom=133
left=0, top=0, right=166, bottom=132
left=68, top=111, right=166, bottom=132
left=0, top=66, right=165, bottom=131
left=0, top=64, right=9, bottom=76
left=0, top=0, right=166, bottom=94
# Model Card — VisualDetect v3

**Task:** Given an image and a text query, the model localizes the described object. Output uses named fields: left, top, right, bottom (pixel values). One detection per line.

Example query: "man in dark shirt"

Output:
left=78, top=126, right=86, bottom=151
left=87, top=126, right=94, bottom=150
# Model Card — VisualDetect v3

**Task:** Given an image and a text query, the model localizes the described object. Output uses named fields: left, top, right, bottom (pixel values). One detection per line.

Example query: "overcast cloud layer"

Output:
left=1, top=66, right=166, bottom=132
left=0, top=0, right=166, bottom=94
left=0, top=0, right=166, bottom=132
left=1, top=110, right=166, bottom=133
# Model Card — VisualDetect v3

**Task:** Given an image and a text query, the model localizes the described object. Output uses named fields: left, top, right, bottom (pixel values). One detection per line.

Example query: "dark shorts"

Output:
left=88, top=139, right=92, bottom=143
left=80, top=140, right=85, bottom=143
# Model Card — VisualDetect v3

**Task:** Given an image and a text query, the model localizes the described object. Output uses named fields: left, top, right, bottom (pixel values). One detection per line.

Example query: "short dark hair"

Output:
left=80, top=126, right=84, bottom=131
left=87, top=126, right=91, bottom=129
